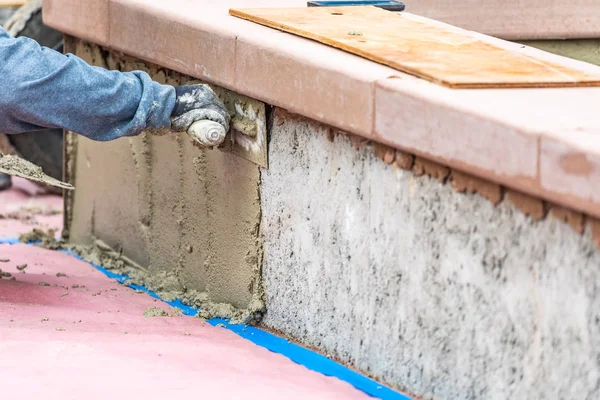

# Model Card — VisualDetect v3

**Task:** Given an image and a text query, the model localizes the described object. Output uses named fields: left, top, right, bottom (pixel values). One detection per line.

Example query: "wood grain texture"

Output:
left=230, top=6, right=600, bottom=88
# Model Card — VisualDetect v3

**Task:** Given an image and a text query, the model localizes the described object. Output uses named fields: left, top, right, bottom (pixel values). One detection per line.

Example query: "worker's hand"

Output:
left=170, top=85, right=230, bottom=133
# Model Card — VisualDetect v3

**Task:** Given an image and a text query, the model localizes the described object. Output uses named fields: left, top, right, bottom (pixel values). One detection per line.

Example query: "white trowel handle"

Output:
left=187, top=120, right=227, bottom=148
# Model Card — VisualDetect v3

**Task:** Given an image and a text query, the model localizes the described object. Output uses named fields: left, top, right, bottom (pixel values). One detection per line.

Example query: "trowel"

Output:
left=187, top=93, right=269, bottom=169
left=0, top=153, right=74, bottom=191
left=0, top=121, right=222, bottom=192
left=2, top=94, right=268, bottom=191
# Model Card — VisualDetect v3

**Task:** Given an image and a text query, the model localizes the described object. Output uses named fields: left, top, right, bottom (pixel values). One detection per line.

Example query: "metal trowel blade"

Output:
left=0, top=154, right=74, bottom=190
left=219, top=94, right=268, bottom=169
left=227, top=126, right=268, bottom=168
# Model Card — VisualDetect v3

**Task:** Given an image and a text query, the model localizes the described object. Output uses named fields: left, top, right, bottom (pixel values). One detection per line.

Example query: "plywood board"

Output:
left=230, top=6, right=600, bottom=88
left=0, top=0, right=26, bottom=6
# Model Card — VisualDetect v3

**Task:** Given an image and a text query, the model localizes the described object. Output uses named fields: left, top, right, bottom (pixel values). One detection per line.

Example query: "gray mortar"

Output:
left=261, top=116, right=600, bottom=399
left=18, top=230, right=260, bottom=324
left=64, top=40, right=265, bottom=323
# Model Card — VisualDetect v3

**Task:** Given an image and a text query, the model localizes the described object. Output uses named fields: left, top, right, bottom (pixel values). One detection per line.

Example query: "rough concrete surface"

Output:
left=261, top=113, right=600, bottom=399
left=67, top=40, right=263, bottom=314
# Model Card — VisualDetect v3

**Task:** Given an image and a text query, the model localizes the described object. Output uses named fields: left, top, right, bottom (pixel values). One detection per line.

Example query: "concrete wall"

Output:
left=66, top=41, right=600, bottom=399
left=261, top=111, right=600, bottom=399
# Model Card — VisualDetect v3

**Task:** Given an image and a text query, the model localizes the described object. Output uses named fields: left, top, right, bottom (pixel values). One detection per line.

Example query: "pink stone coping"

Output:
left=42, top=0, right=600, bottom=218
left=406, top=0, right=600, bottom=40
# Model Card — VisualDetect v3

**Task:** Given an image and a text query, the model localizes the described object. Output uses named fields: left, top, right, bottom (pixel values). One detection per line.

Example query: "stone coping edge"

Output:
left=42, top=0, right=600, bottom=219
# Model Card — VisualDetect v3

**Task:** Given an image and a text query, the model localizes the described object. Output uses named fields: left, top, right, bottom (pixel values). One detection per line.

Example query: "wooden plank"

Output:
left=0, top=0, right=26, bottom=7
left=229, top=6, right=600, bottom=89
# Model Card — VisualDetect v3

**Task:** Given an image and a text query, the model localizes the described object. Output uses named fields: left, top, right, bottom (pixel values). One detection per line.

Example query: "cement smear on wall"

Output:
left=261, top=112, right=600, bottom=399
left=65, top=40, right=264, bottom=321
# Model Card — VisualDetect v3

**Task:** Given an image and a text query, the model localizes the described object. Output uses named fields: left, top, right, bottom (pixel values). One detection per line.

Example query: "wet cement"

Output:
left=63, top=39, right=264, bottom=322
left=19, top=228, right=262, bottom=324
left=0, top=154, right=72, bottom=190
left=0, top=154, right=47, bottom=180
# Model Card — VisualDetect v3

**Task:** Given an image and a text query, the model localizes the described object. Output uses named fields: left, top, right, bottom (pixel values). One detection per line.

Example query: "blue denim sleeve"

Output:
left=0, top=27, right=176, bottom=141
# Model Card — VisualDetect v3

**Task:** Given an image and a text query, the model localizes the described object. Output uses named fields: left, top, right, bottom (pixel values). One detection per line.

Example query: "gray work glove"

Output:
left=170, top=85, right=230, bottom=133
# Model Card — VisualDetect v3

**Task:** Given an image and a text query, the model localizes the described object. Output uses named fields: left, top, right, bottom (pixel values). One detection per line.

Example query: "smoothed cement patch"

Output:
left=261, top=113, right=600, bottom=399
left=67, top=40, right=263, bottom=315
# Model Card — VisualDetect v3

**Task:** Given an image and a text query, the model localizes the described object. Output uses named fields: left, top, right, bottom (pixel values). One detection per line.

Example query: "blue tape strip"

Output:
left=1, top=237, right=411, bottom=400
